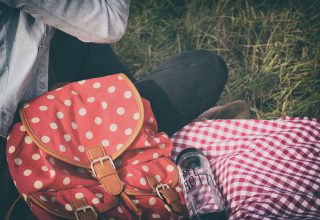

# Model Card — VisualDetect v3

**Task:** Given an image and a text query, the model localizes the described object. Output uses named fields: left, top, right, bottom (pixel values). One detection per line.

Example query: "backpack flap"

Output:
left=19, top=74, right=144, bottom=168
left=7, top=74, right=187, bottom=219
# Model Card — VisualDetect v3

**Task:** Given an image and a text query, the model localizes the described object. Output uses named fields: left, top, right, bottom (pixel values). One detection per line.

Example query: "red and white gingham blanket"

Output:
left=171, top=117, right=320, bottom=219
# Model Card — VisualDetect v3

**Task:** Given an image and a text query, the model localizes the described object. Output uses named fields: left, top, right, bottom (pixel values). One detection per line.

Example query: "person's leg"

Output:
left=49, top=30, right=133, bottom=86
left=135, top=50, right=228, bottom=135
left=80, top=42, right=134, bottom=82
left=0, top=137, right=11, bottom=219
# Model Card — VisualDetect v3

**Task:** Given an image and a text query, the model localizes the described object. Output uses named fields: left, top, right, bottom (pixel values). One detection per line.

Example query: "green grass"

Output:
left=114, top=0, right=320, bottom=119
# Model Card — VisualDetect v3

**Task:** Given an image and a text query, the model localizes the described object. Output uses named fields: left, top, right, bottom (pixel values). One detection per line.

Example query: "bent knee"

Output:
left=176, top=50, right=228, bottom=86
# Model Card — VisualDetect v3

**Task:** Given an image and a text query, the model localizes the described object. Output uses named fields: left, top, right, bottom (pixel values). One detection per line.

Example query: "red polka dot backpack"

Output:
left=6, top=74, right=188, bottom=220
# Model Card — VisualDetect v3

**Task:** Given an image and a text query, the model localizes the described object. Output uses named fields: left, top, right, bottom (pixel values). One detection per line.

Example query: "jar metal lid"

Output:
left=175, top=148, right=204, bottom=164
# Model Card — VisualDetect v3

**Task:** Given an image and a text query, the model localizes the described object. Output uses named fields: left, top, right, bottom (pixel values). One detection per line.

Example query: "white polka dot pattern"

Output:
left=31, top=117, right=40, bottom=123
left=8, top=146, right=16, bottom=154
left=59, top=145, right=66, bottom=152
left=19, top=74, right=145, bottom=166
left=39, top=196, right=47, bottom=202
left=20, top=125, right=26, bottom=131
left=34, top=180, right=43, bottom=189
left=63, top=134, right=71, bottom=142
left=124, top=90, right=132, bottom=99
left=116, top=107, right=125, bottom=115
left=39, top=106, right=48, bottom=111
left=50, top=170, right=56, bottom=178
left=65, top=203, right=72, bottom=211
left=101, top=139, right=110, bottom=147
left=87, top=97, right=95, bottom=103
left=101, top=101, right=108, bottom=109
left=85, top=131, right=93, bottom=139
left=75, top=192, right=83, bottom=199
left=152, top=214, right=161, bottom=218
left=50, top=122, right=58, bottom=130
left=116, top=144, right=124, bottom=151
left=56, top=112, right=64, bottom=119
left=142, top=165, right=149, bottom=172
left=92, top=197, right=100, bottom=204
left=109, top=124, right=118, bottom=132
left=94, top=117, right=102, bottom=125
left=78, top=145, right=85, bottom=153
left=24, top=136, right=32, bottom=144
left=63, top=177, right=71, bottom=185
left=140, top=177, right=147, bottom=186
left=23, top=169, right=32, bottom=176
left=166, top=165, right=174, bottom=172
left=64, top=100, right=72, bottom=106
left=47, top=95, right=55, bottom=100
left=93, top=82, right=101, bottom=89
left=149, top=197, right=156, bottom=205
left=96, top=193, right=103, bottom=199
left=5, top=74, right=183, bottom=220
left=41, top=136, right=50, bottom=143
left=155, top=175, right=161, bottom=182
left=133, top=112, right=140, bottom=120
left=108, top=86, right=116, bottom=93
left=117, top=206, right=123, bottom=213
left=32, top=154, right=40, bottom=160
left=78, top=108, right=87, bottom=116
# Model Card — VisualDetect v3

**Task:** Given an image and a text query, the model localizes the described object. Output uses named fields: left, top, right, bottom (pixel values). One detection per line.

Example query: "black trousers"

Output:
left=0, top=31, right=228, bottom=219
left=50, top=31, right=228, bottom=135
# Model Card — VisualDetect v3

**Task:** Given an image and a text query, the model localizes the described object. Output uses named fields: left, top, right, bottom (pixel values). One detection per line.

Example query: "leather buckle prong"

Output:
left=90, top=155, right=115, bottom=177
left=155, top=183, right=169, bottom=199
left=75, top=205, right=97, bottom=220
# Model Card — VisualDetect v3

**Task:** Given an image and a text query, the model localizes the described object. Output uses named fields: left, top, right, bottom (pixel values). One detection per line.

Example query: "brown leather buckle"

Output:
left=147, top=175, right=188, bottom=216
left=90, top=155, right=115, bottom=177
left=155, top=183, right=169, bottom=199
left=75, top=205, right=97, bottom=220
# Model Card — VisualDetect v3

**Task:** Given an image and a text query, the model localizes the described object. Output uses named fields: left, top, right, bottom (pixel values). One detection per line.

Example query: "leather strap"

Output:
left=5, top=196, right=21, bottom=220
left=159, top=188, right=188, bottom=216
left=120, top=192, right=142, bottom=219
left=147, top=175, right=158, bottom=189
left=71, top=198, right=97, bottom=220
left=87, top=146, right=123, bottom=195
left=147, top=176, right=188, bottom=216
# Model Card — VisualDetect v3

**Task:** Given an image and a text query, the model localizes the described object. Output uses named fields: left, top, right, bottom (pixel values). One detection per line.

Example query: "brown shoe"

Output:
left=196, top=100, right=250, bottom=121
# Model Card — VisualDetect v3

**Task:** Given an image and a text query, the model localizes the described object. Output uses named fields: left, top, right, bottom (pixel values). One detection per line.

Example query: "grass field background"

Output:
left=114, top=0, right=320, bottom=119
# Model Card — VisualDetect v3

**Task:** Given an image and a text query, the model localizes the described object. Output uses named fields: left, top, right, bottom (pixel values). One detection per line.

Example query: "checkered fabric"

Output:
left=171, top=117, right=320, bottom=219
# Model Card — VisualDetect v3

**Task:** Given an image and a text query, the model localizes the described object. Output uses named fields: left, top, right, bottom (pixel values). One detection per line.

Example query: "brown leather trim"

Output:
left=124, top=189, right=158, bottom=196
left=71, top=198, right=97, bottom=220
left=158, top=187, right=188, bottom=216
left=146, top=176, right=188, bottom=216
left=146, top=175, right=158, bottom=189
left=87, top=146, right=123, bottom=195
left=120, top=192, right=142, bottom=218
left=4, top=196, right=22, bottom=220
left=28, top=194, right=118, bottom=219
left=20, top=73, right=144, bottom=168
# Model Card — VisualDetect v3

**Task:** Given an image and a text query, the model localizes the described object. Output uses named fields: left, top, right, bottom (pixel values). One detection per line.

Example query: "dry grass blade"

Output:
left=114, top=0, right=320, bottom=119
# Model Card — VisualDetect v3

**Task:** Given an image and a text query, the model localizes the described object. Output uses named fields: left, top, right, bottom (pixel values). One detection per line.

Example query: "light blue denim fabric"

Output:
left=0, top=0, right=130, bottom=137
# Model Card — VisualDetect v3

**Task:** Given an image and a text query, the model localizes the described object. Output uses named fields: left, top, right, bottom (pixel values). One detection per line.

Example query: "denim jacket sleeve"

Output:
left=0, top=0, right=130, bottom=43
